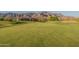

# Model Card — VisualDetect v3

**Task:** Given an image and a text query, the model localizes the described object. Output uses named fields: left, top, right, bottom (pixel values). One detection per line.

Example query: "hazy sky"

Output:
left=0, top=0, right=79, bottom=11
left=0, top=0, right=79, bottom=16
left=55, top=11, right=79, bottom=16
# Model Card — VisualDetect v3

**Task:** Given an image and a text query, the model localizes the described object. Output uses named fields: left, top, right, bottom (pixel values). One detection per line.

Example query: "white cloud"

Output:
left=0, top=0, right=79, bottom=11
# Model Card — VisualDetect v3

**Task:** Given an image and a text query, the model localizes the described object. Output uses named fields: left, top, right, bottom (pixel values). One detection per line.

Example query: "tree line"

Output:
left=0, top=12, right=65, bottom=22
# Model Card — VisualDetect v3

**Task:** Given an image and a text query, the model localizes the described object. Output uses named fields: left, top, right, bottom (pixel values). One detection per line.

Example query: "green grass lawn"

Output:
left=0, top=21, right=13, bottom=28
left=0, top=21, right=79, bottom=47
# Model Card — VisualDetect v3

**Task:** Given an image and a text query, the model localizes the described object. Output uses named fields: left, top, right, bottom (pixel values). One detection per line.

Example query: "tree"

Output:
left=4, top=15, right=13, bottom=21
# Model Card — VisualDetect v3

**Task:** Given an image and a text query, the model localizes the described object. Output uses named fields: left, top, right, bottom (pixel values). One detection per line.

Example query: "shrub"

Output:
left=48, top=16, right=59, bottom=21
left=53, top=16, right=59, bottom=21
left=11, top=19, right=26, bottom=24
left=0, top=17, right=4, bottom=21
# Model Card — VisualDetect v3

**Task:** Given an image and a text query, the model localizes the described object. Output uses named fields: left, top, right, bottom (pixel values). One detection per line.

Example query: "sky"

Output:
left=56, top=11, right=79, bottom=17
left=0, top=0, right=79, bottom=16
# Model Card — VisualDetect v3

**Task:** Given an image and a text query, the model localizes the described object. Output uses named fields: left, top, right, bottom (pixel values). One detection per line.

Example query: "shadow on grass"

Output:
left=0, top=21, right=34, bottom=28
